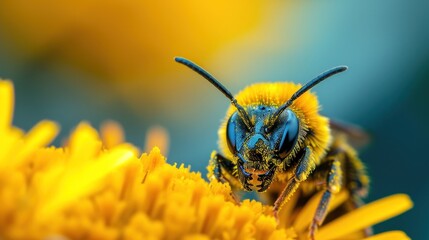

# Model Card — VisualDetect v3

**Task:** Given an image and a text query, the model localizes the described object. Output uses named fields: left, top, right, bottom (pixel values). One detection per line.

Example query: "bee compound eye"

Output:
left=277, top=110, right=300, bottom=159
left=226, top=112, right=238, bottom=153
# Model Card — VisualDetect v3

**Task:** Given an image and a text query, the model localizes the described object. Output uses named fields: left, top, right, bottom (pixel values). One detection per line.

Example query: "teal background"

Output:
left=1, top=1, right=428, bottom=238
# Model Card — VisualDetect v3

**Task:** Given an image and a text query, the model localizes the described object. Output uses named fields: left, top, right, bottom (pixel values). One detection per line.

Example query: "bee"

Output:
left=175, top=57, right=369, bottom=239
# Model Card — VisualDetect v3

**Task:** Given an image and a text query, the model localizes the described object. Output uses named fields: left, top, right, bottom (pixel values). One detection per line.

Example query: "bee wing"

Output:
left=329, top=119, right=371, bottom=148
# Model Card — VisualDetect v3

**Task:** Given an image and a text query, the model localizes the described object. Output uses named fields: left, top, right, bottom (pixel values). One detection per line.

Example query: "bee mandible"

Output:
left=175, top=57, right=369, bottom=239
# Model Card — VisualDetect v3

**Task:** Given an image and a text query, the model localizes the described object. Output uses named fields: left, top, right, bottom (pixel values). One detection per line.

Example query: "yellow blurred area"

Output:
left=143, top=125, right=169, bottom=156
left=0, top=0, right=264, bottom=76
left=0, top=1, right=284, bottom=108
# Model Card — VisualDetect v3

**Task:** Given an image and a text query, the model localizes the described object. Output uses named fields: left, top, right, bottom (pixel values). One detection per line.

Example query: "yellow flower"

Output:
left=0, top=79, right=413, bottom=239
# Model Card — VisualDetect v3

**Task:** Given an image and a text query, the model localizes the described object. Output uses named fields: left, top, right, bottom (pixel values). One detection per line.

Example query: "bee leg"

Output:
left=308, top=157, right=342, bottom=239
left=210, top=152, right=235, bottom=183
left=273, top=147, right=311, bottom=218
left=210, top=152, right=241, bottom=204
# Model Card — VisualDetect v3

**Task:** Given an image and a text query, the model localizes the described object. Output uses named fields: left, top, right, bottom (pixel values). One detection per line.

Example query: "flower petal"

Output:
left=144, top=125, right=169, bottom=156
left=100, top=120, right=124, bottom=148
left=317, top=194, right=413, bottom=240
left=2, top=120, right=59, bottom=168
left=293, top=190, right=349, bottom=232
left=0, top=80, right=14, bottom=132
left=68, top=122, right=102, bottom=160
left=35, top=147, right=135, bottom=222
left=363, top=231, right=410, bottom=240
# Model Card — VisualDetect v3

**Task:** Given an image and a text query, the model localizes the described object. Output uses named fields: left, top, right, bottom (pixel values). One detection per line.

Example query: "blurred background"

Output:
left=0, top=0, right=427, bottom=238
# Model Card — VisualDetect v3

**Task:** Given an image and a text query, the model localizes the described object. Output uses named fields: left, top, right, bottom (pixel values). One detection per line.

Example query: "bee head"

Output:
left=227, top=106, right=299, bottom=164
left=175, top=56, right=347, bottom=192
left=225, top=105, right=300, bottom=191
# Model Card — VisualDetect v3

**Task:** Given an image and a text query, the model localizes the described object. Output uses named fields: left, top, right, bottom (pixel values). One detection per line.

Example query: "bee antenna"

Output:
left=270, top=65, right=348, bottom=125
left=175, top=57, right=253, bottom=129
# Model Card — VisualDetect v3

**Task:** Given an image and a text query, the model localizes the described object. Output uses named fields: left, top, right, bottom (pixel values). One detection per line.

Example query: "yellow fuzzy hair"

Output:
left=218, top=82, right=331, bottom=178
